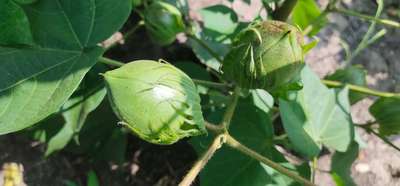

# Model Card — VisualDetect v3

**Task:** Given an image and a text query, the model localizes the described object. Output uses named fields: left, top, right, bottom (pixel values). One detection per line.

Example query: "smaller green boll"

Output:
left=103, top=60, right=206, bottom=145
left=143, top=1, right=186, bottom=46
left=222, top=20, right=305, bottom=93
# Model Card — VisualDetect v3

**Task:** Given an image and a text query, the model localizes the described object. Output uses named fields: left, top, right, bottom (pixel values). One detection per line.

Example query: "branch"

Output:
left=98, top=57, right=124, bottom=67
left=221, top=87, right=241, bottom=130
left=105, top=20, right=145, bottom=50
left=272, top=0, right=298, bottom=21
left=322, top=79, right=400, bottom=98
left=178, top=134, right=226, bottom=186
left=333, top=7, right=400, bottom=29
left=225, top=135, right=315, bottom=186
left=192, top=79, right=229, bottom=89
left=356, top=124, right=400, bottom=152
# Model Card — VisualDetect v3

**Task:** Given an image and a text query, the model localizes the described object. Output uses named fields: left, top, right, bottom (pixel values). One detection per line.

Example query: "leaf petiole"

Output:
left=333, top=7, right=400, bottom=29
left=225, top=134, right=316, bottom=186
left=98, top=57, right=125, bottom=67
left=322, top=79, right=400, bottom=98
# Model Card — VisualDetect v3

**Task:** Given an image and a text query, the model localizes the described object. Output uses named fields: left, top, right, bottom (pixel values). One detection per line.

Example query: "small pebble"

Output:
left=355, top=163, right=371, bottom=173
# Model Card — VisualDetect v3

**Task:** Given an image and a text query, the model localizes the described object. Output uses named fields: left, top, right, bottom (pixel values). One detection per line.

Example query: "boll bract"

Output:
left=222, top=20, right=305, bottom=93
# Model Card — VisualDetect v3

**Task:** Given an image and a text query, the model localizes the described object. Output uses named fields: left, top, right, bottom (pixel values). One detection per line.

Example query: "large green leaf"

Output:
left=326, top=65, right=367, bottom=104
left=251, top=89, right=274, bottom=114
left=45, top=65, right=107, bottom=156
left=188, top=29, right=230, bottom=71
left=188, top=5, right=240, bottom=71
left=291, top=0, right=326, bottom=36
left=0, top=0, right=33, bottom=45
left=191, top=97, right=309, bottom=186
left=65, top=100, right=127, bottom=164
left=279, top=66, right=354, bottom=158
left=370, top=97, right=400, bottom=136
left=200, top=5, right=239, bottom=36
left=331, top=142, right=359, bottom=186
left=0, top=0, right=131, bottom=134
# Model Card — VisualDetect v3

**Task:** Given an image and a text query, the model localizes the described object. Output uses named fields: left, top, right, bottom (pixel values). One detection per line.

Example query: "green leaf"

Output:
left=279, top=66, right=354, bottom=158
left=67, top=100, right=127, bottom=164
left=191, top=97, right=308, bottom=186
left=0, top=0, right=33, bottom=45
left=326, top=65, right=367, bottom=104
left=188, top=29, right=230, bottom=71
left=45, top=65, right=107, bottom=156
left=0, top=0, right=131, bottom=134
left=251, top=89, right=274, bottom=114
left=331, top=142, right=359, bottom=186
left=200, top=5, right=239, bottom=36
left=94, top=128, right=127, bottom=165
left=292, top=0, right=326, bottom=36
left=370, top=97, right=400, bottom=136
left=87, top=170, right=100, bottom=186
left=302, top=37, right=319, bottom=54
left=188, top=5, right=240, bottom=70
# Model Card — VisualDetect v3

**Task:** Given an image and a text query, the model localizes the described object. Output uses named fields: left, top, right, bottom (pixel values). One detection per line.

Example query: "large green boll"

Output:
left=104, top=60, right=206, bottom=145
left=143, top=1, right=185, bottom=46
left=222, top=20, right=305, bottom=92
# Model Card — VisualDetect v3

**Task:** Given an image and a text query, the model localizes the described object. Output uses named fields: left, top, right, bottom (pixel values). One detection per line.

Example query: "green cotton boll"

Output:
left=143, top=1, right=185, bottom=46
left=222, top=20, right=305, bottom=93
left=103, top=60, right=206, bottom=145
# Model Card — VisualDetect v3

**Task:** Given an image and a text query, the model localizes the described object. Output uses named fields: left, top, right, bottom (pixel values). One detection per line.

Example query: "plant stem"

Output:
left=221, top=87, right=241, bottom=130
left=106, top=20, right=145, bottom=50
left=205, top=122, right=225, bottom=134
left=192, top=79, right=229, bottom=89
left=356, top=125, right=400, bottom=152
left=186, top=34, right=224, bottom=64
left=98, top=57, right=124, bottom=67
left=204, top=123, right=315, bottom=186
left=179, top=134, right=226, bottom=186
left=322, top=79, right=400, bottom=98
left=310, top=157, right=318, bottom=183
left=333, top=7, right=400, bottom=28
left=180, top=85, right=240, bottom=185
left=272, top=0, right=298, bottom=21
left=344, top=0, right=384, bottom=65
left=225, top=135, right=315, bottom=186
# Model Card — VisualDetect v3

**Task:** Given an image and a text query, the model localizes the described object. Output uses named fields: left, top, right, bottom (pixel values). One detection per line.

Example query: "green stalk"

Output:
left=178, top=134, right=226, bottom=186
left=179, top=86, right=240, bottom=185
left=333, top=7, right=400, bottom=28
left=105, top=20, right=145, bottom=50
left=221, top=87, right=241, bottom=130
left=356, top=124, right=400, bottom=152
left=272, top=0, right=298, bottom=21
left=322, top=79, right=400, bottom=98
left=192, top=79, right=229, bottom=89
left=225, top=135, right=315, bottom=186
left=204, top=123, right=315, bottom=186
left=310, top=157, right=318, bottom=183
left=98, top=57, right=125, bottom=67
